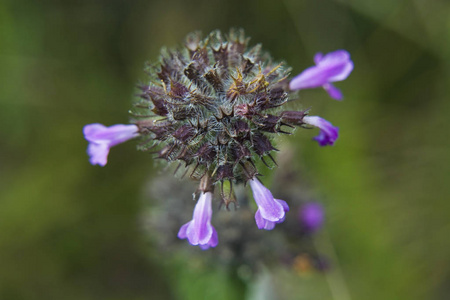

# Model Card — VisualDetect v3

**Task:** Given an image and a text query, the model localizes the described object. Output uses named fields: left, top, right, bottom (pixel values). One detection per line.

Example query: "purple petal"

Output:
left=313, top=52, right=323, bottom=65
left=185, top=192, right=213, bottom=245
left=83, top=123, right=139, bottom=166
left=314, top=131, right=334, bottom=146
left=208, top=228, right=219, bottom=248
left=275, top=199, right=290, bottom=213
left=83, top=123, right=107, bottom=140
left=316, top=50, right=353, bottom=82
left=315, top=50, right=349, bottom=65
left=199, top=229, right=218, bottom=250
left=87, top=143, right=110, bottom=167
left=255, top=209, right=266, bottom=229
left=263, top=220, right=276, bottom=230
left=289, top=50, right=353, bottom=94
left=249, top=178, right=285, bottom=222
left=199, top=244, right=210, bottom=250
left=177, top=222, right=189, bottom=239
left=255, top=209, right=276, bottom=230
left=289, top=65, right=342, bottom=90
left=303, top=116, right=339, bottom=146
left=83, top=123, right=139, bottom=146
left=323, top=83, right=343, bottom=100
left=178, top=192, right=218, bottom=249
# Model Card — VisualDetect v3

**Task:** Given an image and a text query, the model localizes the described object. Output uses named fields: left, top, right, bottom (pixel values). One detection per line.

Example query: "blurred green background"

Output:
left=1, top=0, right=450, bottom=299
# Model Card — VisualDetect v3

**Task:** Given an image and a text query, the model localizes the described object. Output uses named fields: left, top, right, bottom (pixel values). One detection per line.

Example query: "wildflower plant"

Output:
left=83, top=29, right=353, bottom=249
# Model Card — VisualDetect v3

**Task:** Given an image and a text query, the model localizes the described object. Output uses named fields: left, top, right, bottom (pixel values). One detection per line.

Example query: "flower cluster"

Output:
left=143, top=159, right=327, bottom=272
left=83, top=30, right=353, bottom=249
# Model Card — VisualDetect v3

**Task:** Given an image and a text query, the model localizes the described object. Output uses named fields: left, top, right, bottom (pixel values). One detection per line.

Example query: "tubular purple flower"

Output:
left=177, top=192, right=218, bottom=249
left=303, top=116, right=339, bottom=146
left=289, top=50, right=353, bottom=100
left=249, top=178, right=289, bottom=230
left=299, top=202, right=324, bottom=233
left=83, top=123, right=139, bottom=166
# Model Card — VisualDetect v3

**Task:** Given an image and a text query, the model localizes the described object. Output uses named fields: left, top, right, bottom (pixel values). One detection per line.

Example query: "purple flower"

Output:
left=83, top=123, right=139, bottom=166
left=303, top=116, right=339, bottom=146
left=249, top=178, right=289, bottom=230
left=289, top=50, right=353, bottom=100
left=178, top=192, right=218, bottom=250
left=299, top=202, right=324, bottom=233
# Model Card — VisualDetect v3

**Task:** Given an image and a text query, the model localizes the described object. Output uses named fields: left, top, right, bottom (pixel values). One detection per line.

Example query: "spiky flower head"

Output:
left=133, top=30, right=292, bottom=188
left=83, top=29, right=353, bottom=249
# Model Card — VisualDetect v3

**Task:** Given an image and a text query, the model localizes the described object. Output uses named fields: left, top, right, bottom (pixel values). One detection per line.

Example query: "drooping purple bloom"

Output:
left=289, top=50, right=353, bottom=100
left=178, top=192, right=218, bottom=249
left=303, top=116, right=339, bottom=146
left=249, top=178, right=289, bottom=230
left=299, top=202, right=324, bottom=233
left=83, top=123, right=139, bottom=166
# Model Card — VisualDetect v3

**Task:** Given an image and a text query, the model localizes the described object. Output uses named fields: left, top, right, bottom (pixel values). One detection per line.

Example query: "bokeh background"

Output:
left=1, top=0, right=450, bottom=299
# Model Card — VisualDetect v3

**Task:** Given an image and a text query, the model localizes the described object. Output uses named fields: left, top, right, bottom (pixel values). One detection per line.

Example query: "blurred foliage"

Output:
left=1, top=0, right=450, bottom=299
